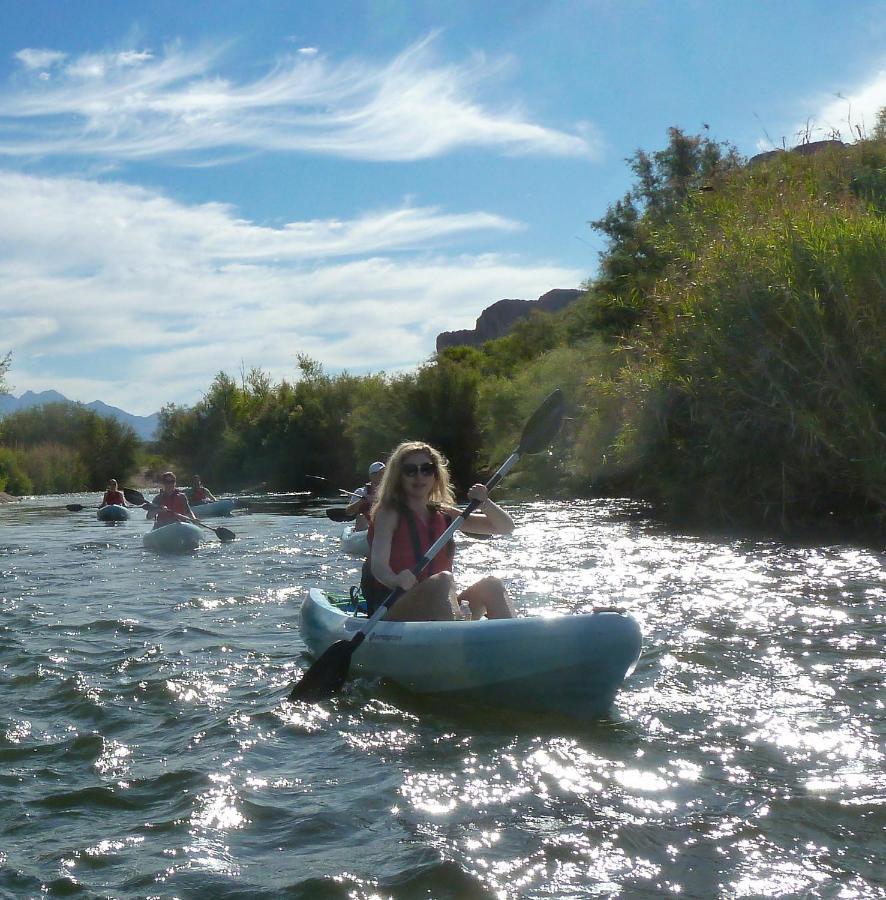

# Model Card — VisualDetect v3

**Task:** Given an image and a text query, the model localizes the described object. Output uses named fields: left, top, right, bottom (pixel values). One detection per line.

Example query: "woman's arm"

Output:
left=370, top=508, right=416, bottom=591
left=450, top=484, right=515, bottom=536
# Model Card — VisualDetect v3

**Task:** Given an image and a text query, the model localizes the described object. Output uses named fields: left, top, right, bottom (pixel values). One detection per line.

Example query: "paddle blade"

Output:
left=518, top=389, right=566, bottom=455
left=215, top=526, right=236, bottom=542
left=289, top=641, right=354, bottom=701
left=65, top=504, right=85, bottom=512
left=123, top=487, right=147, bottom=505
left=326, top=507, right=356, bottom=523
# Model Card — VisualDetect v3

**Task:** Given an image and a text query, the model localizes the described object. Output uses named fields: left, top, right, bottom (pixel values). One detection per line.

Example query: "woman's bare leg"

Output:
left=383, top=572, right=458, bottom=621
left=458, top=576, right=514, bottom=619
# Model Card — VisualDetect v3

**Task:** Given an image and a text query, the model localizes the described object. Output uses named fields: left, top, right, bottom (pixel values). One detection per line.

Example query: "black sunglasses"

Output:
left=401, top=462, right=436, bottom=477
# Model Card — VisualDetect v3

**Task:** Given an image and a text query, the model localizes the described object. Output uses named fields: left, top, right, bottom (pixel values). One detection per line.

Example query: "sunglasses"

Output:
left=401, top=462, right=436, bottom=477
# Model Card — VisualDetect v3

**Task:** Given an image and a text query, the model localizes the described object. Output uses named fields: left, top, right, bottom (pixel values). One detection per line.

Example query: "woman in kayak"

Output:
left=190, top=475, right=217, bottom=505
left=362, top=441, right=515, bottom=621
left=149, top=472, right=197, bottom=528
left=345, top=460, right=385, bottom=532
left=100, top=478, right=127, bottom=507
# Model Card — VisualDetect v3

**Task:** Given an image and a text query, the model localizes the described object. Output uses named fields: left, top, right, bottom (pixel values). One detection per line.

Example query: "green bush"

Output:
left=609, top=143, right=886, bottom=528
left=0, top=446, right=33, bottom=495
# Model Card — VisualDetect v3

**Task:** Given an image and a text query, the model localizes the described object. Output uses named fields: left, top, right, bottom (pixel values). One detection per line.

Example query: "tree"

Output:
left=0, top=351, right=10, bottom=394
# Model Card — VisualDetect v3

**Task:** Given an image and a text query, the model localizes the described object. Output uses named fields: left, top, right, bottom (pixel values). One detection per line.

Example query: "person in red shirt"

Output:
left=100, top=478, right=127, bottom=508
left=149, top=472, right=197, bottom=528
left=363, top=441, right=515, bottom=622
left=190, top=475, right=217, bottom=505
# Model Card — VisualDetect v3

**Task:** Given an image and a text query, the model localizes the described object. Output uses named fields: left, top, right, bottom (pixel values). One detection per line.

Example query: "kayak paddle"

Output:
left=66, top=501, right=140, bottom=512
left=123, top=487, right=236, bottom=543
left=289, top=387, right=566, bottom=703
left=326, top=507, right=357, bottom=523
left=306, top=474, right=359, bottom=499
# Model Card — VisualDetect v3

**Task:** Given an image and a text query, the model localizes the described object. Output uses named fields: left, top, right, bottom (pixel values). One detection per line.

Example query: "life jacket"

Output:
left=101, top=490, right=125, bottom=506
left=360, top=506, right=454, bottom=614
left=191, top=487, right=210, bottom=504
left=153, top=490, right=189, bottom=527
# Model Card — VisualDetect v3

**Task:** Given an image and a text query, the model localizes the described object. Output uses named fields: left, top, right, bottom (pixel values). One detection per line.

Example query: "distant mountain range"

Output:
left=0, top=390, right=160, bottom=441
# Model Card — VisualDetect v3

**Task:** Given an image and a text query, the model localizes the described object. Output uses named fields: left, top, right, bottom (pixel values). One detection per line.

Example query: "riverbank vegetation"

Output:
left=0, top=402, right=140, bottom=495
left=2, top=116, right=883, bottom=535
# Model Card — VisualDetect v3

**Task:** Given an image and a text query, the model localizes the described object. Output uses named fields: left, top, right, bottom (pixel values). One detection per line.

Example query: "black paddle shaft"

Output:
left=289, top=388, right=565, bottom=702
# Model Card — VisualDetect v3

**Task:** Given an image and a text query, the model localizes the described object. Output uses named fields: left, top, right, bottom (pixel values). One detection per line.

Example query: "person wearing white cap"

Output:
left=345, top=461, right=386, bottom=532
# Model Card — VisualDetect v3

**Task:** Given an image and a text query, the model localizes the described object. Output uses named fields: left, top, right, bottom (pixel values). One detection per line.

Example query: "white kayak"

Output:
left=97, top=504, right=129, bottom=522
left=340, top=525, right=369, bottom=557
left=143, top=521, right=203, bottom=553
left=191, top=498, right=238, bottom=517
left=299, top=589, right=642, bottom=716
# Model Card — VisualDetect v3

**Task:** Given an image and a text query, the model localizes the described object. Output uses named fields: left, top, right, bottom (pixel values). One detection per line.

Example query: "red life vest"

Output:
left=153, top=490, right=189, bottom=527
left=361, top=506, right=455, bottom=614
left=368, top=506, right=455, bottom=579
left=192, top=487, right=210, bottom=504
left=101, top=490, right=125, bottom=506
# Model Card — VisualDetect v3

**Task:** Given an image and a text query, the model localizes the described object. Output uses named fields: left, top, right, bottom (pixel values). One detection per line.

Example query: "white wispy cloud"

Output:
left=783, top=65, right=886, bottom=145
left=1, top=37, right=597, bottom=162
left=810, top=67, right=886, bottom=139
left=13, top=48, right=67, bottom=70
left=0, top=172, right=583, bottom=413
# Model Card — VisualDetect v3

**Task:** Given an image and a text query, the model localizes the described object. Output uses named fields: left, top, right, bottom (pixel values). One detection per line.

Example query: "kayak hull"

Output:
left=97, top=504, right=129, bottom=522
left=299, top=589, right=642, bottom=716
left=143, top=521, right=202, bottom=553
left=340, top=526, right=369, bottom=557
left=191, top=498, right=237, bottom=517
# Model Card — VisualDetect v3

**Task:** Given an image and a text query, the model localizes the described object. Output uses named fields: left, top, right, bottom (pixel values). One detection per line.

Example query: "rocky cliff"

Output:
left=436, top=288, right=584, bottom=352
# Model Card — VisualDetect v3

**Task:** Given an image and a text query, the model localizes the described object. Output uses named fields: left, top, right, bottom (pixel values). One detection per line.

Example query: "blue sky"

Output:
left=1, top=0, right=883, bottom=415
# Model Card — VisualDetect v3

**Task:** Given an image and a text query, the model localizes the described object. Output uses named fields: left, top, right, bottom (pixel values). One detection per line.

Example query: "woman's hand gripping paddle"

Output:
left=123, top=488, right=236, bottom=542
left=289, top=388, right=566, bottom=703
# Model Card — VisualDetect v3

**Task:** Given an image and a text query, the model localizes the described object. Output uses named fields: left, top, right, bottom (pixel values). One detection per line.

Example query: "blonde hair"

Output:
left=372, top=441, right=455, bottom=518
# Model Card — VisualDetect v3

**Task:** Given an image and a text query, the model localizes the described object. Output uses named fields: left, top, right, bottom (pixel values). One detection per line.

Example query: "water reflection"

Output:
left=0, top=495, right=882, bottom=897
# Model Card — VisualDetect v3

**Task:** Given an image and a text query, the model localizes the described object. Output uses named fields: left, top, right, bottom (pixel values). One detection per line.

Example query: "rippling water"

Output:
left=0, top=496, right=882, bottom=898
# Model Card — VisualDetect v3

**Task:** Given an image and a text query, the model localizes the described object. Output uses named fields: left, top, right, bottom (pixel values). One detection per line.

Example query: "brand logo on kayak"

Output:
left=368, top=634, right=403, bottom=642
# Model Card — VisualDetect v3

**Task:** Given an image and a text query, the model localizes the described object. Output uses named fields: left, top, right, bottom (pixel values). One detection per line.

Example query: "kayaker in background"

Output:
left=99, top=478, right=127, bottom=508
left=362, top=442, right=515, bottom=621
left=190, top=475, right=217, bottom=505
left=345, top=461, right=385, bottom=532
left=148, top=472, right=197, bottom=528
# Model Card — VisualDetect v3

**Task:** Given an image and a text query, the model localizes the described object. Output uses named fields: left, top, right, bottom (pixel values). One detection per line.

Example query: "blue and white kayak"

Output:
left=143, top=521, right=202, bottom=553
left=97, top=504, right=129, bottom=522
left=340, top=525, right=369, bottom=557
left=191, top=498, right=237, bottom=517
left=299, top=589, right=642, bottom=716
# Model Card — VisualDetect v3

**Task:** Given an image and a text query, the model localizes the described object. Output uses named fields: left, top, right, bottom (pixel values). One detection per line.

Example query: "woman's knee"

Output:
left=475, top=576, right=514, bottom=619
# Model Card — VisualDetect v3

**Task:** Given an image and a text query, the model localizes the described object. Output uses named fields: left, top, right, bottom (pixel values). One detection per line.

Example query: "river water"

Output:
left=0, top=495, right=882, bottom=898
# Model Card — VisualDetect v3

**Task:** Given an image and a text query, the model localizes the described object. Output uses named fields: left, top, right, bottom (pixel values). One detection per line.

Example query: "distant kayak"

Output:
left=97, top=505, right=129, bottom=522
left=143, top=521, right=202, bottom=553
left=299, top=589, right=643, bottom=716
left=191, top=498, right=238, bottom=518
left=340, top=525, right=369, bottom=557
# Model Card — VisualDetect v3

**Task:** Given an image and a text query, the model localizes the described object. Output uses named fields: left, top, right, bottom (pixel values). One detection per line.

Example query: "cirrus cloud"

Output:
left=2, top=36, right=599, bottom=163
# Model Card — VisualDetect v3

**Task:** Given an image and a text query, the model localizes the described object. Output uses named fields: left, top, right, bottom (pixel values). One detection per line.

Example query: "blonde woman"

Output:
left=361, top=441, right=515, bottom=622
